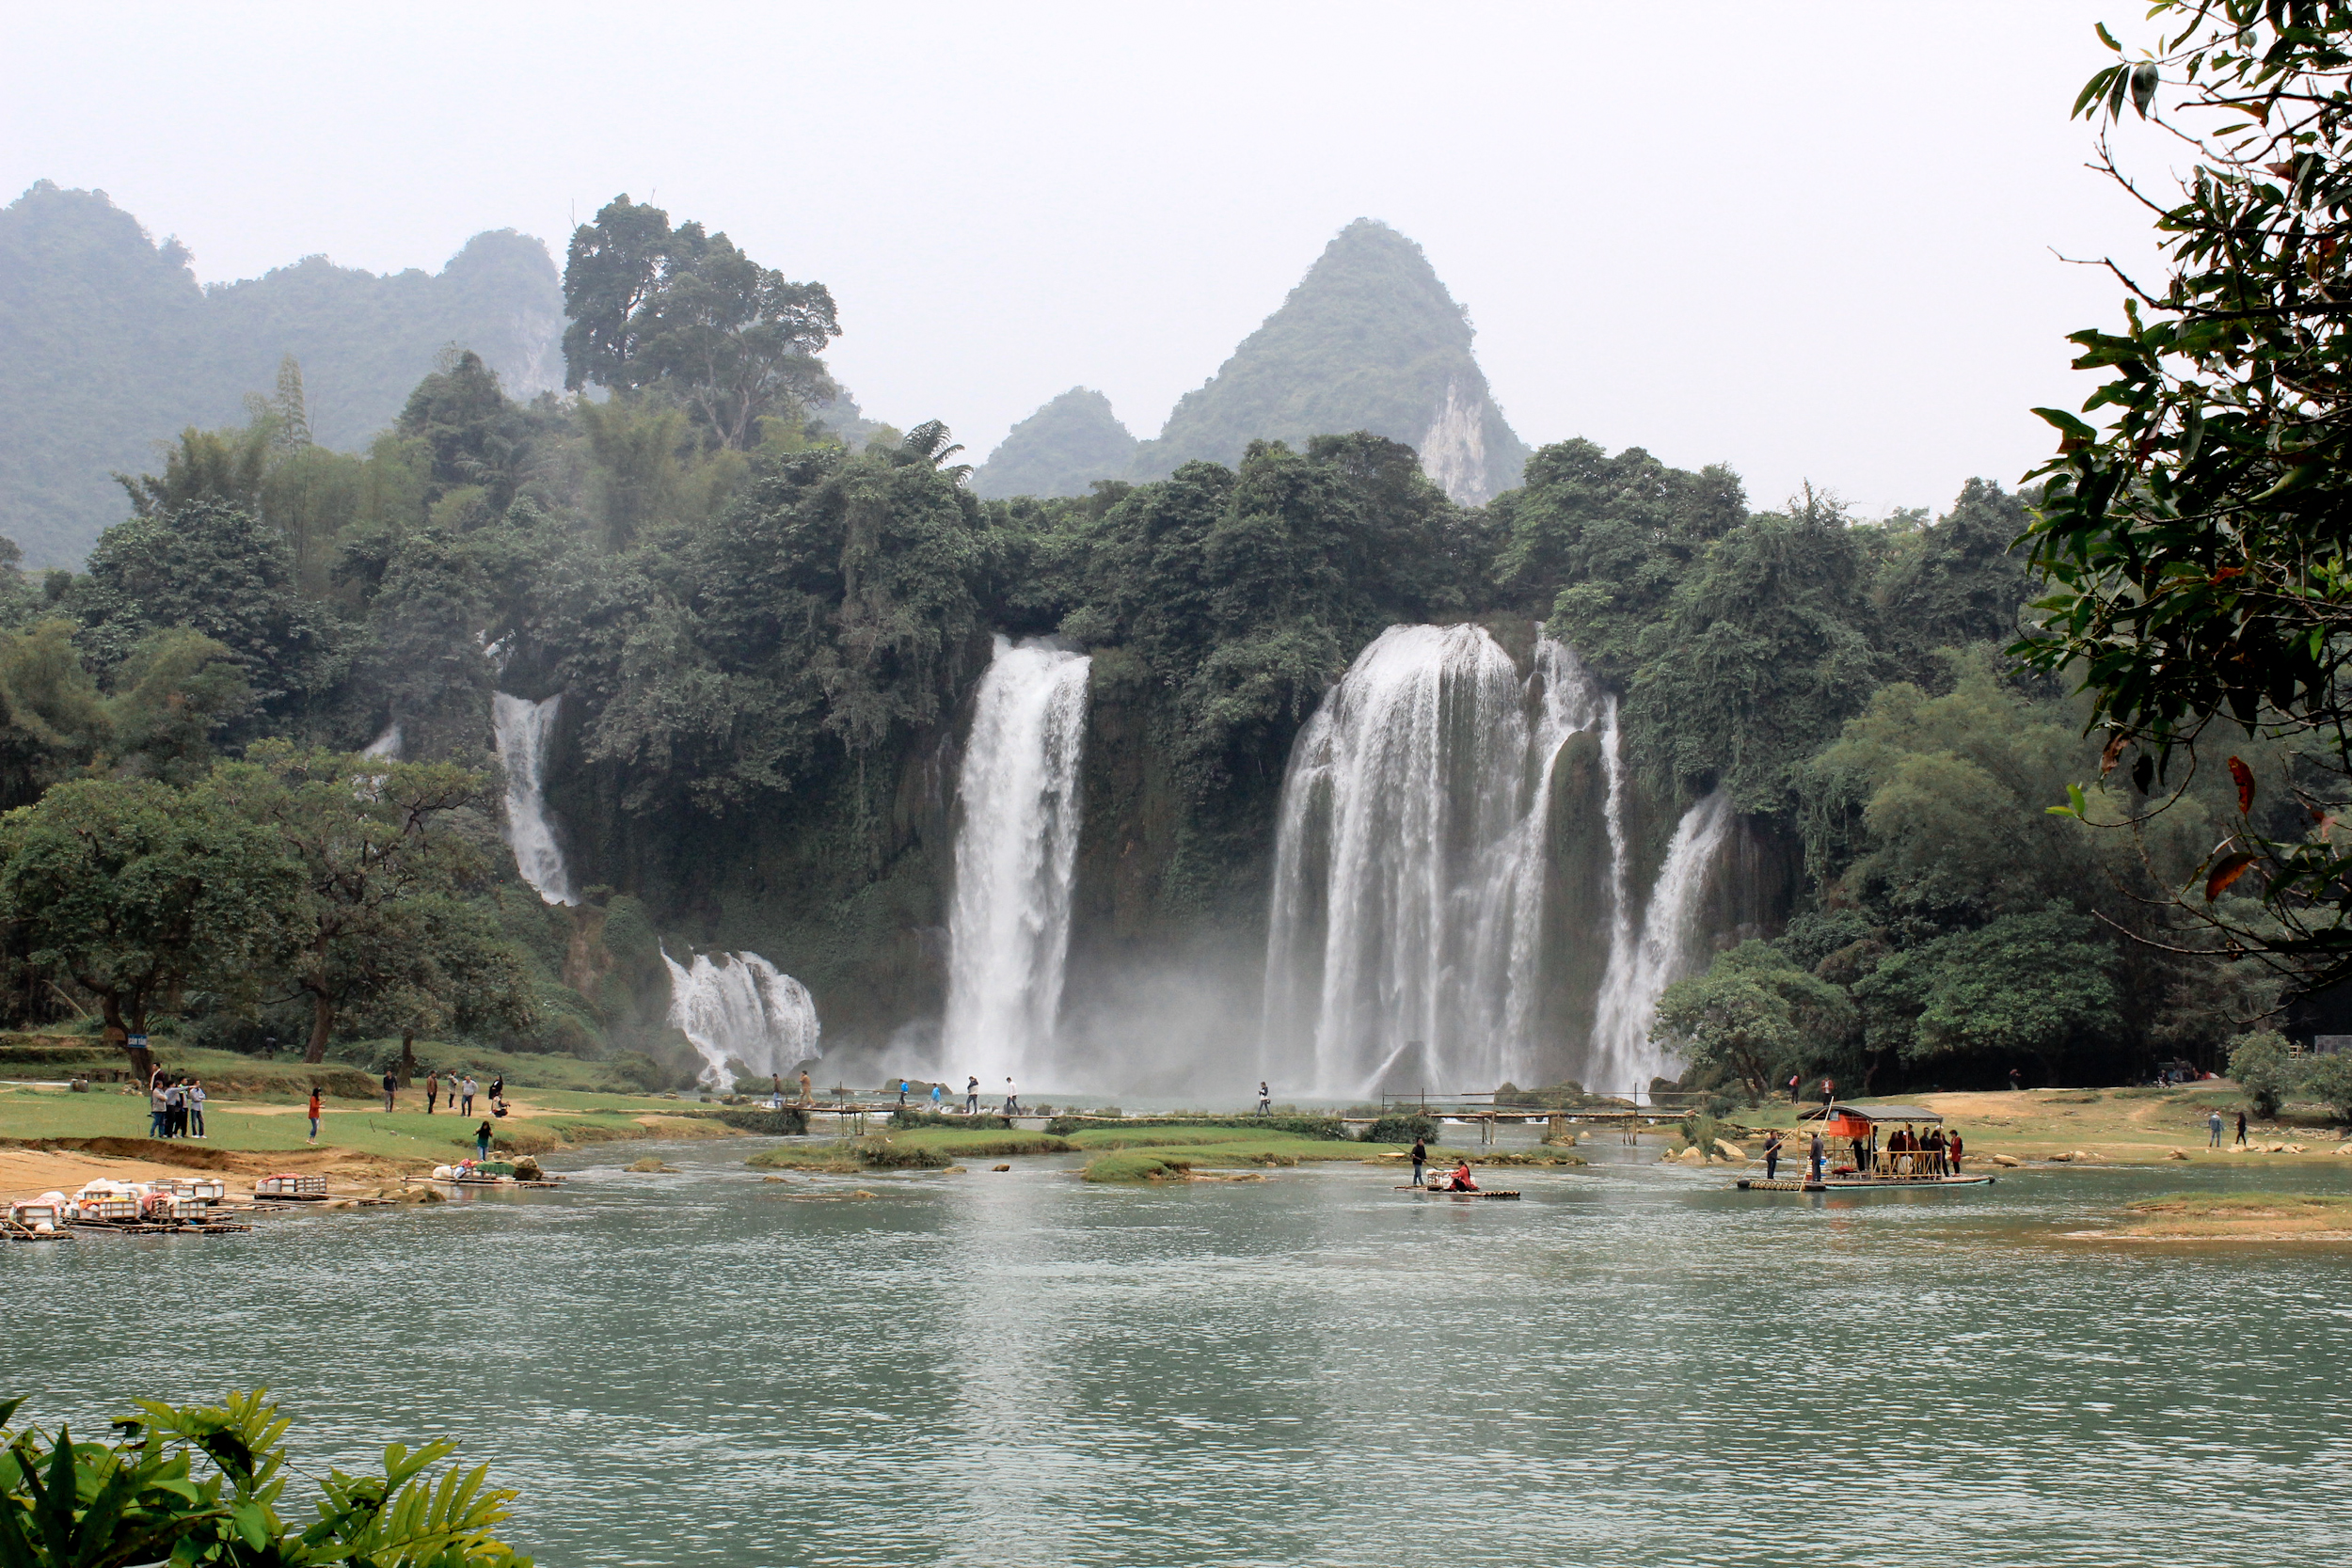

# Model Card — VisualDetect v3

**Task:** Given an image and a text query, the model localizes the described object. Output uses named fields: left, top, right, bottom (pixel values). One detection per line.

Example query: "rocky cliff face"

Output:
left=1128, top=219, right=1529, bottom=506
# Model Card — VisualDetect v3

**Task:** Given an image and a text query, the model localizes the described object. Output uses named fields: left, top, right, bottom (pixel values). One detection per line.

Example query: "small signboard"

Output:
left=127, top=1034, right=148, bottom=1050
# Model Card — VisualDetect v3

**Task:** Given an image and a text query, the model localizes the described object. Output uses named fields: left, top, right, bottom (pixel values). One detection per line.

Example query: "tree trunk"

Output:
left=304, top=989, right=334, bottom=1064
left=98, top=991, right=154, bottom=1090
left=397, top=1031, right=416, bottom=1088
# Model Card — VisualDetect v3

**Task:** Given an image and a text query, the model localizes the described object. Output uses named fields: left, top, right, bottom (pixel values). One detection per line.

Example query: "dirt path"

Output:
left=0, top=1140, right=408, bottom=1203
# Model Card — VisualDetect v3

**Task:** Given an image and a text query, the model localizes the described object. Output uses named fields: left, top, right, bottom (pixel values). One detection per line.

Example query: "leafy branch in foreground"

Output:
left=0, top=1388, right=531, bottom=1567
left=2016, top=1, right=2352, bottom=983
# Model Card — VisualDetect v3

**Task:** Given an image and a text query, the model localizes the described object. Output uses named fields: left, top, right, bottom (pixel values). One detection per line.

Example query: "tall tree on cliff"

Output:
left=206, top=744, right=501, bottom=1063
left=562, top=195, right=841, bottom=451
left=2020, top=3, right=2352, bottom=983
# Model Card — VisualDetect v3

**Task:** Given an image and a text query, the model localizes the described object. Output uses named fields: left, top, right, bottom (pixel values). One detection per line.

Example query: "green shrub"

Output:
left=0, top=1388, right=531, bottom=1566
left=711, top=1107, right=809, bottom=1135
left=889, top=1108, right=1012, bottom=1131
left=2229, top=1030, right=2297, bottom=1117
left=851, top=1136, right=951, bottom=1169
left=1081, top=1150, right=1196, bottom=1182
left=1362, top=1114, right=1437, bottom=1144
left=2302, top=1053, right=2352, bottom=1122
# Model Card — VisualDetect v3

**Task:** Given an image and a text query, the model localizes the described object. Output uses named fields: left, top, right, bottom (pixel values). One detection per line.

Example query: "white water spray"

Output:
left=1262, top=624, right=1608, bottom=1097
left=663, top=950, right=821, bottom=1088
left=1587, top=789, right=1735, bottom=1095
left=360, top=723, right=403, bottom=760
left=941, top=637, right=1090, bottom=1086
left=492, top=691, right=575, bottom=906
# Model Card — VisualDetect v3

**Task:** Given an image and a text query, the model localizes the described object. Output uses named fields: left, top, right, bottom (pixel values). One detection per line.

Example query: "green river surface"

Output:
left=7, top=1136, right=2350, bottom=1566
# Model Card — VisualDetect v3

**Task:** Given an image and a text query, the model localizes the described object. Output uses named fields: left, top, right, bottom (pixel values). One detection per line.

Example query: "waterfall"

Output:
left=360, top=723, right=403, bottom=760
left=941, top=636, right=1090, bottom=1087
left=1587, top=789, right=1735, bottom=1096
left=1262, top=624, right=1607, bottom=1097
left=492, top=691, right=576, bottom=907
left=663, top=949, right=821, bottom=1088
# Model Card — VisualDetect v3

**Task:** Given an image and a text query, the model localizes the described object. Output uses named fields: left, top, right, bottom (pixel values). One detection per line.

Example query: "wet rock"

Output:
left=992, top=1164, right=1011, bottom=1172
left=2167, top=1148, right=2190, bottom=1161
left=1990, top=1154, right=2022, bottom=1167
left=1712, top=1139, right=1745, bottom=1161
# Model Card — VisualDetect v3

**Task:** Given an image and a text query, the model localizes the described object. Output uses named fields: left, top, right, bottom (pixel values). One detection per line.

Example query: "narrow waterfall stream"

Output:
left=1262, top=624, right=1607, bottom=1097
left=662, top=950, right=821, bottom=1088
left=940, top=637, right=1090, bottom=1088
left=1587, top=789, right=1734, bottom=1095
left=492, top=691, right=576, bottom=907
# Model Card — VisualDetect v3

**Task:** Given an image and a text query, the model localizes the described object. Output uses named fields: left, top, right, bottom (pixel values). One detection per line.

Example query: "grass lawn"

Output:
left=1710, top=1085, right=2352, bottom=1166
left=0, top=1076, right=711, bottom=1169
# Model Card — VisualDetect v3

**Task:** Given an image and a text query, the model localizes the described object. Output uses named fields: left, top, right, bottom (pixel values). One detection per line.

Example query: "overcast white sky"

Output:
left=5, top=1, right=2173, bottom=517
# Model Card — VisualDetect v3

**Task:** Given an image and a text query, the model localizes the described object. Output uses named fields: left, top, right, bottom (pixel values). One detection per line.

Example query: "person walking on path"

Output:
left=1409, top=1137, right=1427, bottom=1187
left=963, top=1075, right=978, bottom=1114
left=800, top=1069, right=814, bottom=1108
left=1003, top=1078, right=1019, bottom=1115
left=475, top=1119, right=493, bottom=1161
left=187, top=1080, right=206, bottom=1139
left=1257, top=1082, right=1272, bottom=1117
left=426, top=1072, right=439, bottom=1115
left=381, top=1070, right=396, bottom=1114
left=771, top=1073, right=785, bottom=1110
left=2234, top=1110, right=2249, bottom=1147
left=460, top=1076, right=476, bottom=1117
left=306, top=1087, right=322, bottom=1145
left=2209, top=1110, right=2225, bottom=1148
left=898, top=1081, right=910, bottom=1108
left=930, top=1082, right=944, bottom=1111
left=1763, top=1132, right=1784, bottom=1181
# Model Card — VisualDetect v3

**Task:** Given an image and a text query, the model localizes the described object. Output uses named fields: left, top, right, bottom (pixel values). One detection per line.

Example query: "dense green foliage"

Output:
left=0, top=1388, right=531, bottom=1566
left=2019, top=4, right=2352, bottom=986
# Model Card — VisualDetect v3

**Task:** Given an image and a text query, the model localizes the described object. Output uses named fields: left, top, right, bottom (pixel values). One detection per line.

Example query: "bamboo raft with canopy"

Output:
left=1738, top=1103, right=1995, bottom=1192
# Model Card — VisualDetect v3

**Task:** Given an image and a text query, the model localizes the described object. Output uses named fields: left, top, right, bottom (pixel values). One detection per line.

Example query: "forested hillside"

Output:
left=1128, top=219, right=1530, bottom=504
left=0, top=182, right=564, bottom=567
left=0, top=192, right=2299, bottom=1101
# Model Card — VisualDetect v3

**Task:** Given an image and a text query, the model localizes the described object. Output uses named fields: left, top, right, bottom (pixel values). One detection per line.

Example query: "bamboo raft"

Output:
left=2, top=1218, right=72, bottom=1243
left=1396, top=1186, right=1521, bottom=1200
left=1737, top=1175, right=1995, bottom=1192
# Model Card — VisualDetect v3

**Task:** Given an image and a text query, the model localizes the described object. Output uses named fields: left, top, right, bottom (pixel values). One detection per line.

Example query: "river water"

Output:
left=8, top=1139, right=2350, bottom=1566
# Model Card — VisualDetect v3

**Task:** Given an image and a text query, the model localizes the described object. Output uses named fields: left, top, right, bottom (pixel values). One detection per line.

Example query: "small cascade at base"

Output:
left=941, top=636, right=1090, bottom=1089
left=492, top=691, right=575, bottom=906
left=662, top=950, right=822, bottom=1089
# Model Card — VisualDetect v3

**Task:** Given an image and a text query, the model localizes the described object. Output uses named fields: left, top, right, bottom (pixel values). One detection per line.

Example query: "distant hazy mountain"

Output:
left=1128, top=218, right=1528, bottom=505
left=0, top=182, right=564, bottom=566
left=971, top=388, right=1137, bottom=499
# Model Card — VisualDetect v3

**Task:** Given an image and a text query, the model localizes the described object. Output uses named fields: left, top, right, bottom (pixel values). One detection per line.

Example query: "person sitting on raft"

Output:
left=1440, top=1161, right=1478, bottom=1192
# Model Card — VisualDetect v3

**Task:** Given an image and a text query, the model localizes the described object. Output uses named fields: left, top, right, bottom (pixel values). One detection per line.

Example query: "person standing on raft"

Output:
left=1763, top=1132, right=1783, bottom=1181
left=1409, top=1137, right=1427, bottom=1187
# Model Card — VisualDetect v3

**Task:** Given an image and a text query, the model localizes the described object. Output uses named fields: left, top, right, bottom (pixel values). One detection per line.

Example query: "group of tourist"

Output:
left=145, top=1071, right=206, bottom=1139
left=1758, top=1122, right=1965, bottom=1182
left=413, top=1071, right=492, bottom=1117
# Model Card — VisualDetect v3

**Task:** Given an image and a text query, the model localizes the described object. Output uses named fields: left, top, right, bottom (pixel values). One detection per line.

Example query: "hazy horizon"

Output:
left=5, top=0, right=2169, bottom=517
